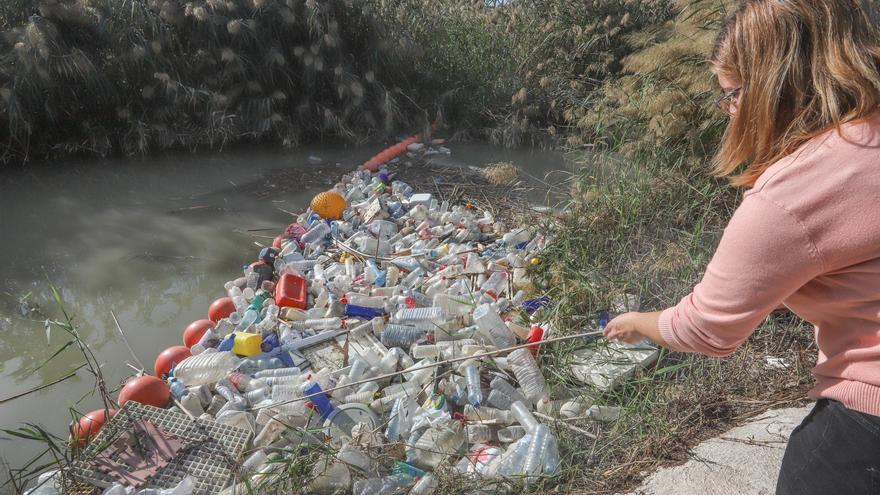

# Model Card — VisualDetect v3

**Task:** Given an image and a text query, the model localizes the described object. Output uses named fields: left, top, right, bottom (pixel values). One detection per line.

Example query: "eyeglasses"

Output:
left=716, top=86, right=742, bottom=115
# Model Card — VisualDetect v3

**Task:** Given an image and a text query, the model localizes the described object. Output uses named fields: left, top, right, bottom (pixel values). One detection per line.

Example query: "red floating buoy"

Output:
left=208, top=296, right=235, bottom=322
left=70, top=408, right=117, bottom=447
left=183, top=319, right=215, bottom=348
left=118, top=375, right=170, bottom=408
left=154, top=345, right=192, bottom=378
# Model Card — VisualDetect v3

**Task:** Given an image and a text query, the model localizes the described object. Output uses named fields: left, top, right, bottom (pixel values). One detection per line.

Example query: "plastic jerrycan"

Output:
left=275, top=273, right=308, bottom=310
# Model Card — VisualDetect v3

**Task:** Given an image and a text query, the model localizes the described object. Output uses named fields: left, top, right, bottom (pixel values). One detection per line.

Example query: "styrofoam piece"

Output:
left=569, top=340, right=659, bottom=392
left=408, top=193, right=432, bottom=207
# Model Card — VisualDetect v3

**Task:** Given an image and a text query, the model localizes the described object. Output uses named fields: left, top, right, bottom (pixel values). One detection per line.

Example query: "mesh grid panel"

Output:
left=69, top=402, right=251, bottom=494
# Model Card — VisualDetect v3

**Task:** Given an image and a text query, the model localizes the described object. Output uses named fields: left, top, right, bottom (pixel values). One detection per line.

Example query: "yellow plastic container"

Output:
left=232, top=333, right=263, bottom=357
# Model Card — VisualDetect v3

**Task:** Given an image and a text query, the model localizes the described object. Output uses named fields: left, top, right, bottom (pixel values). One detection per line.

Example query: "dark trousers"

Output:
left=777, top=399, right=880, bottom=494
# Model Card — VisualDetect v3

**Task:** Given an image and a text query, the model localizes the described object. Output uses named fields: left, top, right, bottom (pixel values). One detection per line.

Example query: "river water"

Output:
left=0, top=143, right=570, bottom=484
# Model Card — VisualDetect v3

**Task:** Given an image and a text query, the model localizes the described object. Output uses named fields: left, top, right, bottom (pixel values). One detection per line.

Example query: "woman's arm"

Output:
left=605, top=193, right=824, bottom=355
left=603, top=311, right=665, bottom=345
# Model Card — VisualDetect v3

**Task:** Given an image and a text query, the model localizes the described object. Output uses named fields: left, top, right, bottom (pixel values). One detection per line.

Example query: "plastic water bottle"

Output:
left=168, top=378, right=189, bottom=400
left=465, top=424, right=492, bottom=444
left=301, top=221, right=330, bottom=245
left=254, top=367, right=301, bottom=378
left=498, top=433, right=533, bottom=478
left=236, top=357, right=283, bottom=375
left=506, top=348, right=547, bottom=403
left=381, top=324, right=426, bottom=348
left=490, top=376, right=529, bottom=405
left=352, top=474, right=415, bottom=495
left=473, top=303, right=516, bottom=348
left=487, top=389, right=513, bottom=410
left=432, top=293, right=473, bottom=317
left=409, top=473, right=437, bottom=495
left=464, top=363, right=482, bottom=407
left=497, top=425, right=526, bottom=443
left=510, top=400, right=539, bottom=433
left=522, top=424, right=551, bottom=478
left=173, top=352, right=242, bottom=387
left=288, top=317, right=343, bottom=331
left=392, top=307, right=445, bottom=323
left=227, top=372, right=263, bottom=392
left=463, top=404, right=511, bottom=423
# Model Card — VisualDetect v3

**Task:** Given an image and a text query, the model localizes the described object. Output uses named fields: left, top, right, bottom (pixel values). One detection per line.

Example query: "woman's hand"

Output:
left=603, top=311, right=665, bottom=345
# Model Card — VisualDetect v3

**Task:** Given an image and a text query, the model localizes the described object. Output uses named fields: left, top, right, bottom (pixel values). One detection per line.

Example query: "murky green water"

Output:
left=0, top=143, right=570, bottom=487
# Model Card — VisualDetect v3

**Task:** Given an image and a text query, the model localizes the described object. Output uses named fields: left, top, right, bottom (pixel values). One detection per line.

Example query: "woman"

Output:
left=603, top=0, right=880, bottom=493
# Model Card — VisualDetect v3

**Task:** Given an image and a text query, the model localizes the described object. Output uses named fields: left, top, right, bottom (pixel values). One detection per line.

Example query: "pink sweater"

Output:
left=659, top=114, right=880, bottom=417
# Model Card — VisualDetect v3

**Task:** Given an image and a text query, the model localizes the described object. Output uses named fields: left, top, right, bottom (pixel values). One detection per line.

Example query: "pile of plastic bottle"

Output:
left=89, top=158, right=588, bottom=495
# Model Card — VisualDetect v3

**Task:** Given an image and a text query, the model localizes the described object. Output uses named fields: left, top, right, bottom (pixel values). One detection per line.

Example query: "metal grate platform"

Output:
left=68, top=401, right=251, bottom=494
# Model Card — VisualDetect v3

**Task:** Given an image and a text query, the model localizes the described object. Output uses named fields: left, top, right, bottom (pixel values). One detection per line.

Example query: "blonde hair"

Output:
left=711, top=0, right=880, bottom=187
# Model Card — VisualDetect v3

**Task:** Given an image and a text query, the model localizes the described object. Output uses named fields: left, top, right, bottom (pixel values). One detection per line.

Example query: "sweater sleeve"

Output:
left=658, top=193, right=825, bottom=356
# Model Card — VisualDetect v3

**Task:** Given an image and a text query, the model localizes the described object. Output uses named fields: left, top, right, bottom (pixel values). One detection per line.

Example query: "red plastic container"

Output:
left=527, top=325, right=545, bottom=357
left=275, top=273, right=308, bottom=310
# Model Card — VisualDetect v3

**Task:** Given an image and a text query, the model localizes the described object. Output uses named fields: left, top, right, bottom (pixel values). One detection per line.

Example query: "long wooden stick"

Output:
left=251, top=330, right=604, bottom=412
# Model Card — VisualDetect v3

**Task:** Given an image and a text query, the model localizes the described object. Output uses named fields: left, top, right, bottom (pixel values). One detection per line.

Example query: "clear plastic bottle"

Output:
left=351, top=474, right=414, bottom=495
left=490, top=376, right=529, bottom=405
left=510, top=400, right=539, bottom=433
left=506, top=348, right=547, bottom=403
left=432, top=293, right=473, bottom=317
left=409, top=473, right=437, bottom=495
left=487, top=389, right=513, bottom=410
left=465, top=424, right=493, bottom=444
left=392, top=307, right=445, bottom=324
left=522, top=424, right=551, bottom=478
left=463, top=404, right=512, bottom=423
left=173, top=351, right=241, bottom=387
left=287, top=317, right=343, bottom=331
left=412, top=420, right=464, bottom=469
left=301, top=222, right=331, bottom=244
left=498, top=433, right=533, bottom=478
left=480, top=271, right=508, bottom=295
left=497, top=425, right=526, bottom=443
left=464, top=363, right=482, bottom=407
left=380, top=324, right=426, bottom=349
left=473, top=303, right=517, bottom=348
left=254, top=367, right=302, bottom=378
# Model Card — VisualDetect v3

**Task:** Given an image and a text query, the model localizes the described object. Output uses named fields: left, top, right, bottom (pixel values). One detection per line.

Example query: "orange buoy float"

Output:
left=183, top=319, right=215, bottom=348
left=70, top=408, right=117, bottom=447
left=154, top=346, right=192, bottom=378
left=208, top=296, right=236, bottom=322
left=310, top=191, right=347, bottom=220
left=361, top=133, right=423, bottom=172
left=118, top=375, right=170, bottom=408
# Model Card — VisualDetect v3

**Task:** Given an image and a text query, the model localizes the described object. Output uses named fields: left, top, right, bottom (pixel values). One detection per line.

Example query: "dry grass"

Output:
left=481, top=161, right=519, bottom=185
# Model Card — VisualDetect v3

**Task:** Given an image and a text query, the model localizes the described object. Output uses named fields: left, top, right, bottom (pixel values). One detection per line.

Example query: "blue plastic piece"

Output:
left=218, top=333, right=236, bottom=352
left=303, top=382, right=335, bottom=419
left=598, top=311, right=610, bottom=331
left=345, top=303, right=384, bottom=319
left=261, top=333, right=280, bottom=353
left=523, top=296, right=551, bottom=314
